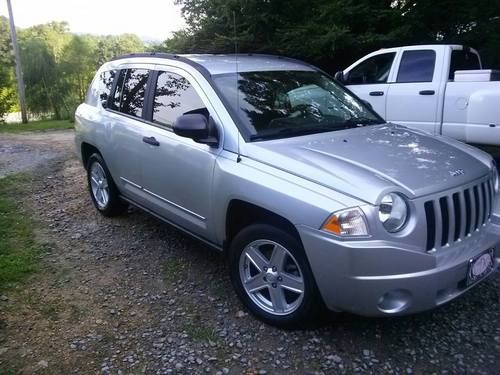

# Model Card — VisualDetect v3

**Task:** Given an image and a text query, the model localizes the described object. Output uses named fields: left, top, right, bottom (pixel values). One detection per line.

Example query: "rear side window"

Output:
left=152, top=71, right=207, bottom=127
left=110, top=69, right=150, bottom=118
left=449, top=50, right=480, bottom=79
left=111, top=70, right=126, bottom=111
left=85, top=70, right=116, bottom=107
left=345, top=53, right=396, bottom=85
left=397, top=50, right=436, bottom=83
left=119, top=69, right=150, bottom=118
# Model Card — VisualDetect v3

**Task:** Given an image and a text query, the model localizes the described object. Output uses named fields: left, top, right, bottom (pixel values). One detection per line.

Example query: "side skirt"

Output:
left=120, top=195, right=224, bottom=252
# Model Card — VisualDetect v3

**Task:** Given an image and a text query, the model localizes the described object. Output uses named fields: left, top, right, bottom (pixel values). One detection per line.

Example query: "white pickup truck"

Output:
left=335, top=45, right=500, bottom=146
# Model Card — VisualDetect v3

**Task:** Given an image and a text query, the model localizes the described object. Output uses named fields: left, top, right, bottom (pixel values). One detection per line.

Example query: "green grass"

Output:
left=0, top=174, right=38, bottom=291
left=161, top=258, right=188, bottom=284
left=182, top=322, right=218, bottom=342
left=0, top=119, right=74, bottom=134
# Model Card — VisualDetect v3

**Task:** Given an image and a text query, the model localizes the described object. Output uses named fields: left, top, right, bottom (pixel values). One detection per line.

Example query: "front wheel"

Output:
left=229, top=224, right=323, bottom=329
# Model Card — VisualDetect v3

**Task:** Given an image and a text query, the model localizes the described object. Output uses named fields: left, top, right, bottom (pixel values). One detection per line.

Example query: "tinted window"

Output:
left=397, top=50, right=436, bottom=83
left=346, top=53, right=395, bottom=85
left=119, top=69, right=149, bottom=118
left=152, top=71, right=207, bottom=126
left=449, top=50, right=480, bottom=79
left=85, top=70, right=116, bottom=106
left=111, top=70, right=126, bottom=110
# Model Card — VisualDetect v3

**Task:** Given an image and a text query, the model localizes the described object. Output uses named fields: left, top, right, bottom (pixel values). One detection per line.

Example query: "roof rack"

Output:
left=110, top=51, right=183, bottom=61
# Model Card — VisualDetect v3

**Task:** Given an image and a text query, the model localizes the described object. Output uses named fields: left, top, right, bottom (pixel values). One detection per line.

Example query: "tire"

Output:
left=86, top=153, right=126, bottom=217
left=229, top=223, right=323, bottom=329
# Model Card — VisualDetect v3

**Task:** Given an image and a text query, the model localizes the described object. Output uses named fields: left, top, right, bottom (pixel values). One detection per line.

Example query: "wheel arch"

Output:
left=81, top=142, right=100, bottom=170
left=224, top=199, right=302, bottom=249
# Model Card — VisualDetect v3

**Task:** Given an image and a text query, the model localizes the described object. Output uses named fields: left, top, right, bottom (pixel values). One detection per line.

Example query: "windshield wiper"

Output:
left=342, top=117, right=384, bottom=129
left=249, top=125, right=338, bottom=141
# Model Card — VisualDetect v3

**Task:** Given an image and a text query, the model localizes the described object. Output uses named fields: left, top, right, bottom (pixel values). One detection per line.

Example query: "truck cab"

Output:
left=336, top=45, right=500, bottom=145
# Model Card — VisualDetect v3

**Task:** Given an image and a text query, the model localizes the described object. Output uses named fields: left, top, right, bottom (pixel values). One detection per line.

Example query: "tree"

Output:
left=168, top=0, right=500, bottom=72
left=0, top=16, right=17, bottom=120
left=61, top=35, right=98, bottom=104
left=94, top=34, right=145, bottom=66
left=18, top=22, right=72, bottom=119
left=393, top=0, right=500, bottom=67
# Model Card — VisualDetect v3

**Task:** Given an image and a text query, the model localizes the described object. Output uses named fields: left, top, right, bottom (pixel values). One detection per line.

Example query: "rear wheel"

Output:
left=229, top=224, right=323, bottom=329
left=86, top=153, right=125, bottom=216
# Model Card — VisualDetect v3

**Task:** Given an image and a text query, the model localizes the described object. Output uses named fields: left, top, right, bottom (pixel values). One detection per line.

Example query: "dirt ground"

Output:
left=0, top=130, right=499, bottom=374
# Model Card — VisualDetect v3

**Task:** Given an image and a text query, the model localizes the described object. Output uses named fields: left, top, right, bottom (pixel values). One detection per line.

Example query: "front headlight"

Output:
left=492, top=163, right=499, bottom=193
left=378, top=193, right=408, bottom=233
left=322, top=207, right=368, bottom=236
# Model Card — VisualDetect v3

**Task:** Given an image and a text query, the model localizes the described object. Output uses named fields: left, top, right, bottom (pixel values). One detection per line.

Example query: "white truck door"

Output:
left=343, top=51, right=397, bottom=118
left=386, top=49, right=443, bottom=134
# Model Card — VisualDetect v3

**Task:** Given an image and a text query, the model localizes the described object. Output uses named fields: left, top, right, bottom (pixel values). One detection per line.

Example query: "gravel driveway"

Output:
left=0, top=130, right=499, bottom=374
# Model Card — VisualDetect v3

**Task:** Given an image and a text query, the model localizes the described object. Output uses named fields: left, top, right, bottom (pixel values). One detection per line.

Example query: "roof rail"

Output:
left=110, top=51, right=212, bottom=78
left=110, top=51, right=183, bottom=61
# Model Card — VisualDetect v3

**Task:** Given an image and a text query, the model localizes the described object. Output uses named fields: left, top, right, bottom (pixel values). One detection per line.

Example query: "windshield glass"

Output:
left=213, top=70, right=383, bottom=141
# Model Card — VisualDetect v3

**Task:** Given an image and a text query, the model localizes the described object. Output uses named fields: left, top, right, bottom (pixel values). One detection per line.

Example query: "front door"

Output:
left=139, top=68, right=219, bottom=240
left=344, top=52, right=396, bottom=118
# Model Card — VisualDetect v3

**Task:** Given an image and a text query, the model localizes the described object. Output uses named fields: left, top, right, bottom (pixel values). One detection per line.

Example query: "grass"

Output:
left=0, top=119, right=74, bottom=134
left=161, top=258, right=188, bottom=284
left=182, top=322, right=218, bottom=342
left=0, top=174, right=38, bottom=291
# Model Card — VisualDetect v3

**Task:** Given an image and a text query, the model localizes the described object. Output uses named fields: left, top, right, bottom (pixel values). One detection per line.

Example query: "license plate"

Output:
left=467, top=249, right=494, bottom=286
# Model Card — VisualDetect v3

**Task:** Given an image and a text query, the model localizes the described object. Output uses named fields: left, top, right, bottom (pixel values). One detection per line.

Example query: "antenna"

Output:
left=233, top=10, right=242, bottom=163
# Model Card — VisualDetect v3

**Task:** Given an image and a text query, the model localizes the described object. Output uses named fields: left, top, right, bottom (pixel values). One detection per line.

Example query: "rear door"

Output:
left=106, top=66, right=153, bottom=204
left=343, top=51, right=397, bottom=118
left=385, top=49, right=443, bottom=134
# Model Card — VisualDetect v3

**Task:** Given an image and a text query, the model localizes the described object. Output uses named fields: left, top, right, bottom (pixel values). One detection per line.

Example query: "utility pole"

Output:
left=6, top=0, right=27, bottom=123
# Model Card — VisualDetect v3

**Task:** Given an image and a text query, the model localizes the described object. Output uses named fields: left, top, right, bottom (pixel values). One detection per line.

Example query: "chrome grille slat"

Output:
left=446, top=196, right=455, bottom=245
left=424, top=176, right=494, bottom=251
left=433, top=199, right=443, bottom=248
left=483, top=183, right=490, bottom=224
left=466, top=188, right=475, bottom=234
left=452, top=192, right=461, bottom=242
left=458, top=189, right=467, bottom=239
left=487, top=179, right=494, bottom=215
left=477, top=183, right=484, bottom=227
left=472, top=186, right=480, bottom=230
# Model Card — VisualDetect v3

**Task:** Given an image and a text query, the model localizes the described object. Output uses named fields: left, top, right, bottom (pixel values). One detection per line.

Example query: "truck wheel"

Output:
left=229, top=223, right=323, bottom=329
left=86, top=153, right=126, bottom=217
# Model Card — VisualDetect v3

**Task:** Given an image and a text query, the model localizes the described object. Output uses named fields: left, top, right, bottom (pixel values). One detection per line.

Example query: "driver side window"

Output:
left=345, top=53, right=396, bottom=85
left=152, top=71, right=208, bottom=127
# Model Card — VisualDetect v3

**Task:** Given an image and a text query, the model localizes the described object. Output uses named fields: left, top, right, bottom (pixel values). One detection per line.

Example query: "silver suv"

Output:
left=75, top=53, right=500, bottom=328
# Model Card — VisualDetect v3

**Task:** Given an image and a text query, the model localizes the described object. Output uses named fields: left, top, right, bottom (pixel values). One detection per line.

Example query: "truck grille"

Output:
left=424, top=177, right=495, bottom=251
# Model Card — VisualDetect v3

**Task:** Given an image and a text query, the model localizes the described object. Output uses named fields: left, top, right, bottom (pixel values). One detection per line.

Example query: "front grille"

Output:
left=424, top=177, right=495, bottom=251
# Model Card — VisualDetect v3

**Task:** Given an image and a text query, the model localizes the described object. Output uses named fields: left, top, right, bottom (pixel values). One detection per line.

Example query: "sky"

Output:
left=0, top=0, right=185, bottom=42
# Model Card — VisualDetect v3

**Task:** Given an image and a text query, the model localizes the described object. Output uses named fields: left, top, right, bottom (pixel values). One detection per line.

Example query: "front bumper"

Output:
left=297, top=215, right=500, bottom=316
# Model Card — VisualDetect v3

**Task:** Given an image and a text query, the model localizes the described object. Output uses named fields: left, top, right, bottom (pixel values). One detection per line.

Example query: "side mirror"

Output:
left=101, top=99, right=108, bottom=109
left=173, top=113, right=218, bottom=147
left=334, top=71, right=345, bottom=83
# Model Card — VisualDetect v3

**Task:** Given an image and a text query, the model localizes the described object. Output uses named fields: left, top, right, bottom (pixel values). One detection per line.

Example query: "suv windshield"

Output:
left=213, top=70, right=383, bottom=141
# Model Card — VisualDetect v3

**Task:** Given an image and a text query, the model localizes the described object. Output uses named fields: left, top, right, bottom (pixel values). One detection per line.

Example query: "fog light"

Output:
left=377, top=289, right=412, bottom=313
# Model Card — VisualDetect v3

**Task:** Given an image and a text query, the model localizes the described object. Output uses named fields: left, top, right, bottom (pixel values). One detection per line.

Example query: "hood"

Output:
left=244, top=124, right=492, bottom=204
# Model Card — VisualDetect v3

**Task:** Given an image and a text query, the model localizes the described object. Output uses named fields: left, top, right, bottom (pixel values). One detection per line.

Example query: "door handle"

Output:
left=142, top=136, right=160, bottom=146
left=419, top=90, right=435, bottom=95
left=369, top=91, right=384, bottom=96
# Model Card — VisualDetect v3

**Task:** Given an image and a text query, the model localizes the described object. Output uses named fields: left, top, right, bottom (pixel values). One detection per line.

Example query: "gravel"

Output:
left=0, top=130, right=499, bottom=374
